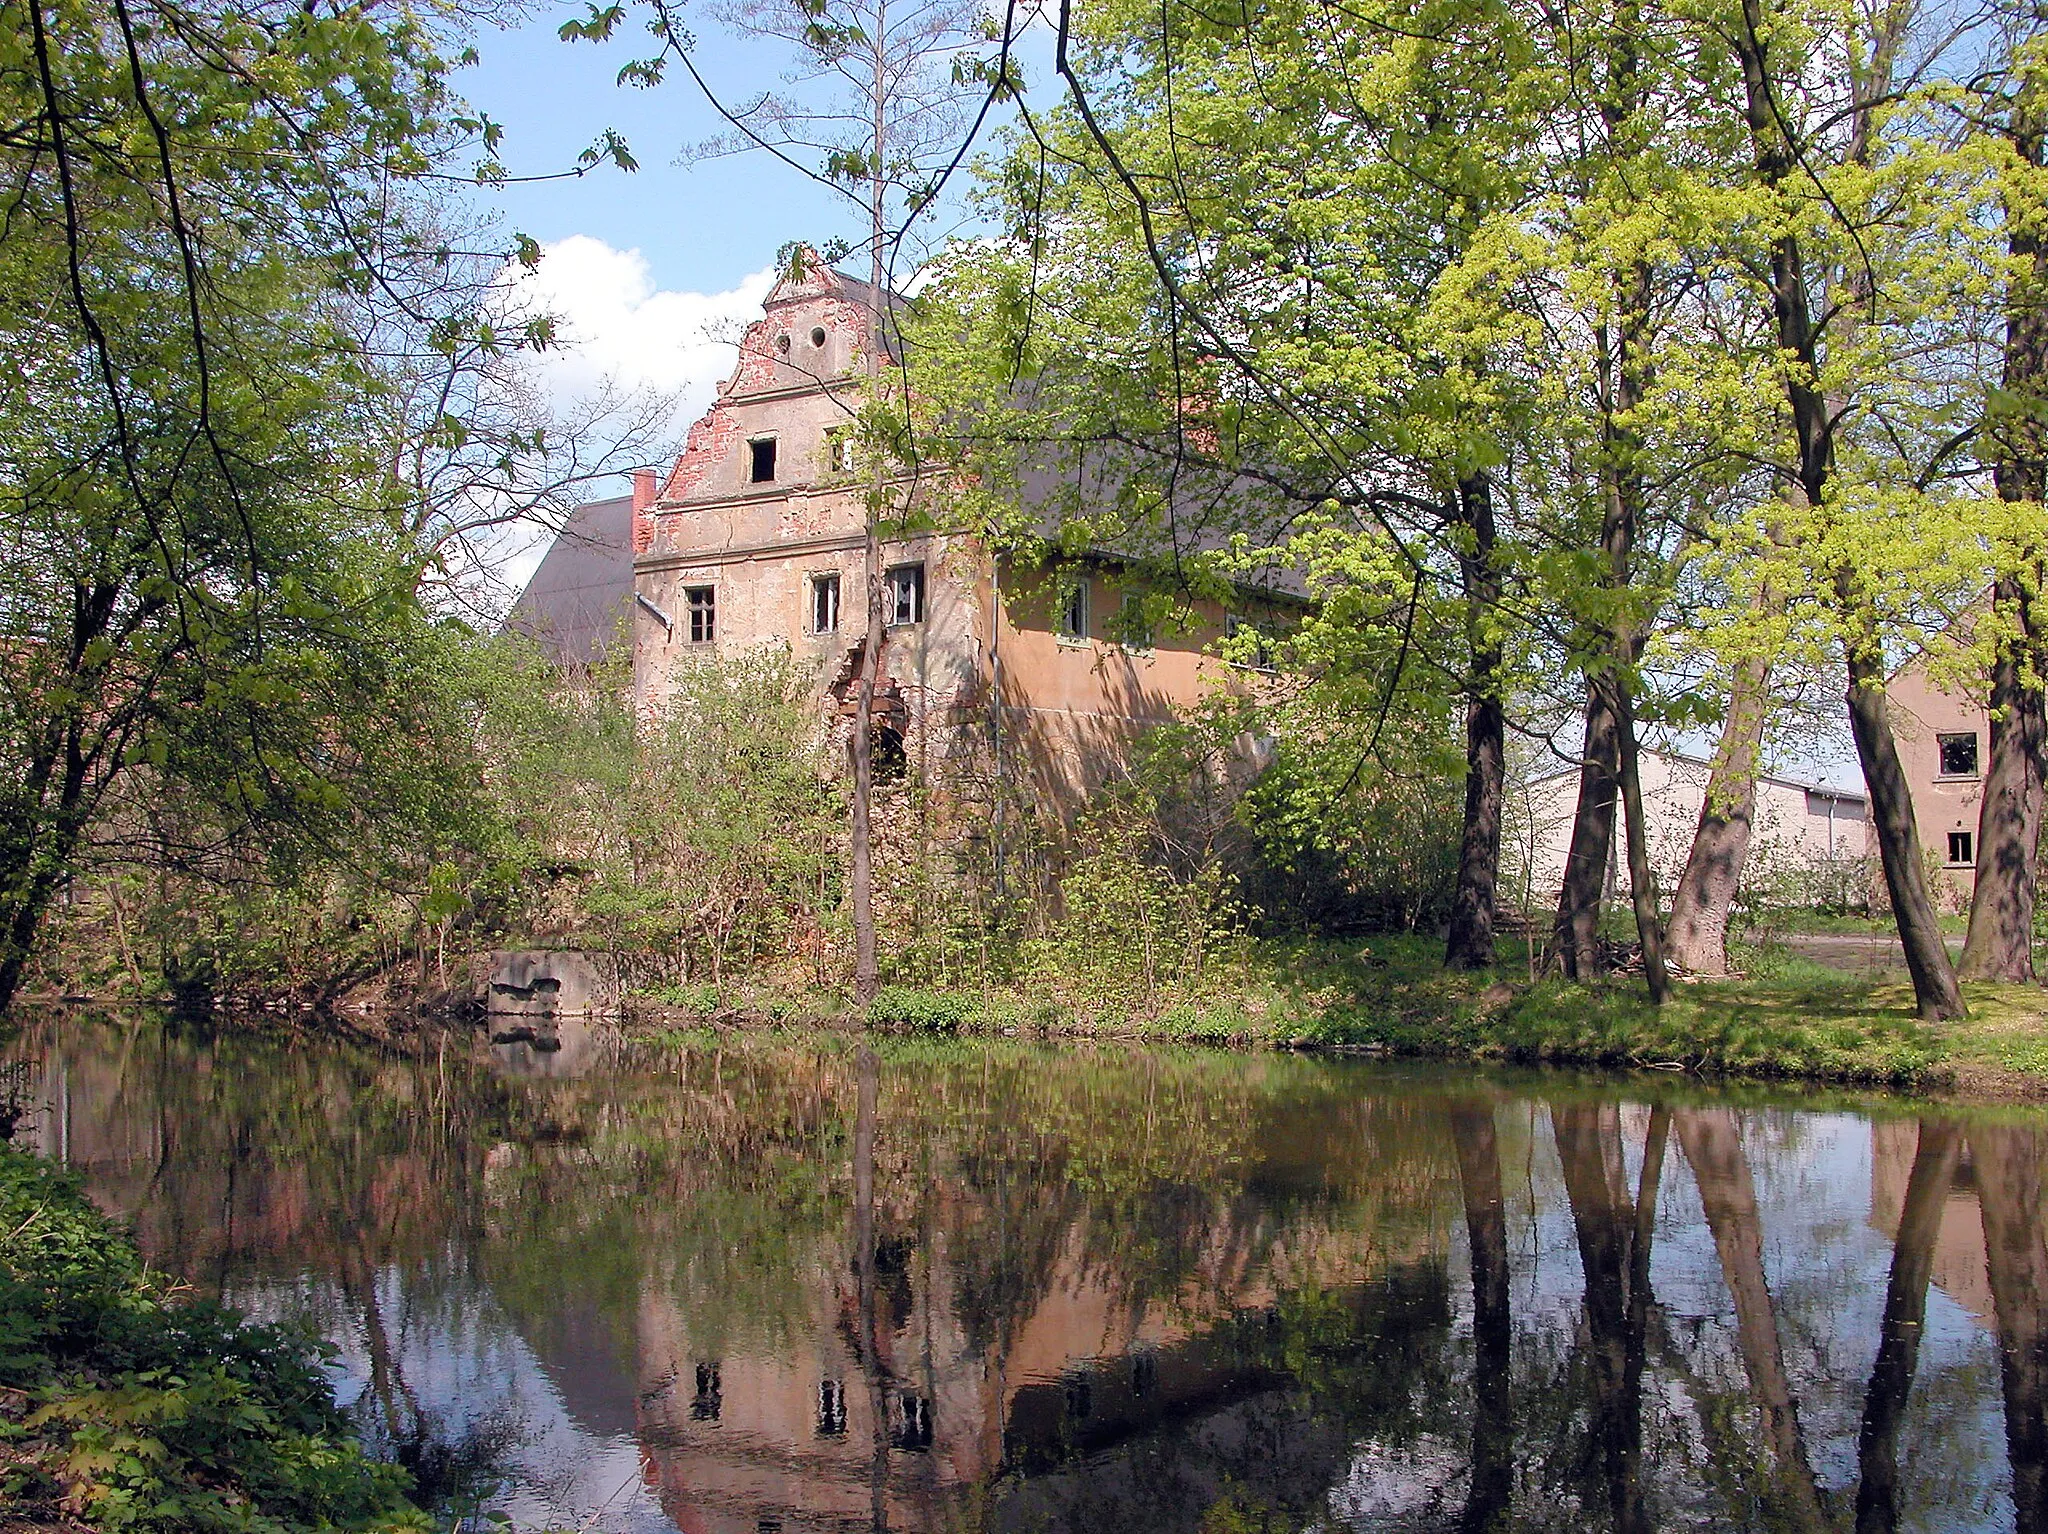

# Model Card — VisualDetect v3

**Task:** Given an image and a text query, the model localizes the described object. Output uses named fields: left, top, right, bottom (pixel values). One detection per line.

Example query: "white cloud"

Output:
left=509, top=236, right=775, bottom=434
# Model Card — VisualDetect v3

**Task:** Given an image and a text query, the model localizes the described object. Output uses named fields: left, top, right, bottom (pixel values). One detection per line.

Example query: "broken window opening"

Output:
left=872, top=724, right=907, bottom=783
left=685, top=586, right=716, bottom=645
left=827, top=426, right=857, bottom=475
left=1949, top=830, right=1975, bottom=866
left=750, top=437, right=778, bottom=483
left=1938, top=731, right=1979, bottom=777
left=811, top=573, right=841, bottom=635
left=1057, top=579, right=1088, bottom=641
left=886, top=563, right=925, bottom=626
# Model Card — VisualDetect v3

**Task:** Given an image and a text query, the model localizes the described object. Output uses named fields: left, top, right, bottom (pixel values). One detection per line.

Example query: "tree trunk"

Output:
left=1550, top=684, right=1622, bottom=977
left=1973, top=1123, right=2048, bottom=1533
left=1447, top=473, right=1505, bottom=971
left=850, top=527, right=883, bottom=1007
left=1449, top=1100, right=1512, bottom=1532
left=1960, top=576, right=2046, bottom=981
left=1964, top=85, right=2048, bottom=979
left=1612, top=675, right=1670, bottom=1003
left=1845, top=640, right=1967, bottom=1019
left=1854, top=1119, right=1962, bottom=1534
left=1667, top=649, right=1772, bottom=975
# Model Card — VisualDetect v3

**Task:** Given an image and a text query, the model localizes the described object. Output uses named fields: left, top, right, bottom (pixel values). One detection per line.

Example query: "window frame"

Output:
left=809, top=571, right=841, bottom=636
left=1936, top=730, right=1980, bottom=779
left=1115, top=592, right=1156, bottom=653
left=1226, top=615, right=1277, bottom=673
left=684, top=585, right=716, bottom=645
left=1056, top=578, right=1089, bottom=644
left=747, top=435, right=778, bottom=485
left=885, top=562, right=925, bottom=627
left=1947, top=829, right=1975, bottom=867
left=826, top=425, right=857, bottom=476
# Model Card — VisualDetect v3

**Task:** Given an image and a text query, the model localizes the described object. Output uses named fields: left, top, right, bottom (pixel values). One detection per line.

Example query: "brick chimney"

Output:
left=631, top=468, right=657, bottom=554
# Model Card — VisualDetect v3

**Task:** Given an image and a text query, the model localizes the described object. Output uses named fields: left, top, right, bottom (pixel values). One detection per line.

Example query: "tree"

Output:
left=0, top=0, right=505, bottom=1009
left=566, top=0, right=1008, bottom=1005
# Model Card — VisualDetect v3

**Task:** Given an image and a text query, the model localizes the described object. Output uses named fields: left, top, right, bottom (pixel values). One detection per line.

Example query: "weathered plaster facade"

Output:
left=1884, top=658, right=1989, bottom=909
left=630, top=255, right=1272, bottom=811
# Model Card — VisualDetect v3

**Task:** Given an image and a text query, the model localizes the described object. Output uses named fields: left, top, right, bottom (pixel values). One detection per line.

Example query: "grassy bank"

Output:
left=625, top=934, right=2048, bottom=1099
left=0, top=1145, right=423, bottom=1533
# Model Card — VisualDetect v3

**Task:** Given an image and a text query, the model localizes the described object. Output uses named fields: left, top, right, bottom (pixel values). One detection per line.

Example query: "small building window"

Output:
left=1938, top=731, right=1979, bottom=777
left=691, top=1361, right=722, bottom=1421
left=685, top=586, right=716, bottom=644
left=811, top=573, right=841, bottom=634
left=886, top=563, right=924, bottom=626
left=1058, top=579, right=1088, bottom=641
left=1948, top=830, right=1975, bottom=867
left=1115, top=593, right=1154, bottom=650
left=811, top=326, right=828, bottom=347
left=817, top=1379, right=847, bottom=1437
left=892, top=1391, right=933, bottom=1451
left=1227, top=616, right=1275, bottom=672
left=827, top=426, right=857, bottom=475
left=749, top=437, right=778, bottom=483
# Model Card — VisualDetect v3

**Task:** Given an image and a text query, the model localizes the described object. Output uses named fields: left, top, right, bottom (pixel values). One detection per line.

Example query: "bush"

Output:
left=867, top=985, right=977, bottom=1032
left=0, top=1146, right=422, bottom=1532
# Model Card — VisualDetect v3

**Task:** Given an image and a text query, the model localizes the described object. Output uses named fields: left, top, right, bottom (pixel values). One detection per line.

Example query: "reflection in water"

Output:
left=4, top=1015, right=2046, bottom=1532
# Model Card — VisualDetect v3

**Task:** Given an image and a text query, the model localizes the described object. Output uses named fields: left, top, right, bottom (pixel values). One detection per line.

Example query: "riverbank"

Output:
left=618, top=934, right=2048, bottom=1101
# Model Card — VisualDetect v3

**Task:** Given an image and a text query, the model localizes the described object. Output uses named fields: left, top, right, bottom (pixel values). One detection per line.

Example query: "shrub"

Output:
left=867, top=985, right=977, bottom=1032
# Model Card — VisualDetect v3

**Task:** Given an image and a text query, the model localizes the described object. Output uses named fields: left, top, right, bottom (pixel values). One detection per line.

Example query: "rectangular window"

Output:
left=749, top=437, right=777, bottom=484
left=1116, top=593, right=1154, bottom=650
left=1938, top=731, right=1979, bottom=777
left=827, top=426, right=857, bottom=475
left=1948, top=830, right=1975, bottom=866
left=685, top=585, right=715, bottom=644
left=811, top=572, right=840, bottom=635
left=1057, top=579, right=1088, bottom=641
left=1227, top=616, right=1275, bottom=672
left=886, top=563, right=924, bottom=626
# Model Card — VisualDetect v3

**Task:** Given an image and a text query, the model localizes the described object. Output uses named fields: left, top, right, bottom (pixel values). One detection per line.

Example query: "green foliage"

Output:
left=867, top=984, right=977, bottom=1031
left=0, top=1146, right=422, bottom=1531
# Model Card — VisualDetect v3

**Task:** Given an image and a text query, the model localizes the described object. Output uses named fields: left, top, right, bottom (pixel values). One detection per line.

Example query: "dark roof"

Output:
left=503, top=495, right=634, bottom=666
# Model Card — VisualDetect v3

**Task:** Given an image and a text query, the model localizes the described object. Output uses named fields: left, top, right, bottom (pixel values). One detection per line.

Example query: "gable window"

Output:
left=1057, top=579, right=1088, bottom=641
left=1948, top=830, right=1975, bottom=866
left=1938, top=731, right=1979, bottom=778
left=810, top=572, right=841, bottom=635
left=827, top=426, right=857, bottom=475
left=749, top=437, right=778, bottom=484
left=886, top=563, right=925, bottom=626
left=685, top=586, right=716, bottom=644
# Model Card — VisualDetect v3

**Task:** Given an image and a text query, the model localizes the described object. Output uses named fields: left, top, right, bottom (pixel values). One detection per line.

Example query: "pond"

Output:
left=4, top=1014, right=2045, bottom=1533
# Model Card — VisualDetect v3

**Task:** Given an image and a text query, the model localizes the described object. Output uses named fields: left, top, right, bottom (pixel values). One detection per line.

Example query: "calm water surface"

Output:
left=6, top=1015, right=2047, bottom=1533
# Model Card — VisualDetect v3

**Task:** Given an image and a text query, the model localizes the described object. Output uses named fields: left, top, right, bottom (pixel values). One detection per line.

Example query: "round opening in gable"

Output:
left=811, top=326, right=827, bottom=347
left=776, top=333, right=791, bottom=353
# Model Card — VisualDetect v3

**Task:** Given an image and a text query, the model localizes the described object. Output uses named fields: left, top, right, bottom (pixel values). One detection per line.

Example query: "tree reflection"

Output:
left=1852, top=1118, right=1961, bottom=1533
left=1450, top=1099, right=1512, bottom=1532
left=1551, top=1102, right=1658, bottom=1534
left=1673, top=1106, right=1829, bottom=1533
left=1974, top=1121, right=2048, bottom=1532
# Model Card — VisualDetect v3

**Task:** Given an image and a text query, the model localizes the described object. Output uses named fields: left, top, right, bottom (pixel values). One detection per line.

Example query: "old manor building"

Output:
left=513, top=252, right=1286, bottom=809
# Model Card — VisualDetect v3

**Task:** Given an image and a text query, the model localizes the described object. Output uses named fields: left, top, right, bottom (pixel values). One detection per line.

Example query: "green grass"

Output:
left=620, top=929, right=2048, bottom=1099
